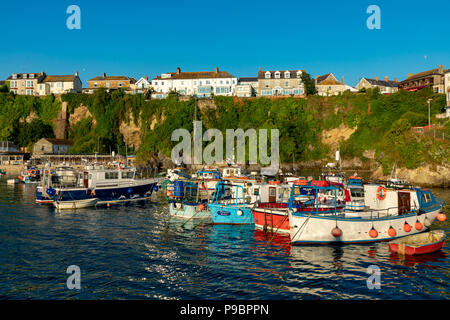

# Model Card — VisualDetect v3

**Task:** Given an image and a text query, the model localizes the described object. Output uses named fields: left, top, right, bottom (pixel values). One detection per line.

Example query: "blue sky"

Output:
left=0, top=0, right=449, bottom=87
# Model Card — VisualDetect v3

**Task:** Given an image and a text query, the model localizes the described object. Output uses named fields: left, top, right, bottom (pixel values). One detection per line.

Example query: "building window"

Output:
left=285, top=81, right=289, bottom=87
left=106, top=82, right=110, bottom=87
left=94, top=82, right=98, bottom=87
left=275, top=72, right=280, bottom=78
left=285, top=72, right=290, bottom=78
left=265, top=72, right=271, bottom=79
left=154, top=81, right=158, bottom=86
left=119, top=82, right=122, bottom=87
left=265, top=81, right=269, bottom=88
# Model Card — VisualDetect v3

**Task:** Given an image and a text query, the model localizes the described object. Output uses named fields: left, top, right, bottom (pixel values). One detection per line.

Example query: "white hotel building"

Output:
left=151, top=67, right=237, bottom=98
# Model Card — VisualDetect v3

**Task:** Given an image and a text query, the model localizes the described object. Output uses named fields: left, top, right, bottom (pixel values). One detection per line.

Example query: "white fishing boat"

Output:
left=54, top=198, right=99, bottom=210
left=288, top=182, right=445, bottom=244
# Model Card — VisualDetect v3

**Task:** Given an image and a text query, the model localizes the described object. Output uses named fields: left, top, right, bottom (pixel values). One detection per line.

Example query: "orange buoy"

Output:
left=369, top=227, right=378, bottom=238
left=198, top=203, right=205, bottom=211
left=437, top=213, right=447, bottom=222
left=403, top=222, right=411, bottom=232
left=331, top=227, right=342, bottom=238
left=415, top=220, right=423, bottom=230
left=166, top=191, right=172, bottom=197
left=388, top=226, right=396, bottom=237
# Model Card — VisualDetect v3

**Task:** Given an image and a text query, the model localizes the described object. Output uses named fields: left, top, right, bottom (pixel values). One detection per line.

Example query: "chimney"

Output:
left=408, top=73, right=413, bottom=78
left=374, top=76, right=378, bottom=81
left=176, top=67, right=181, bottom=75
left=341, top=76, right=345, bottom=84
left=75, top=71, right=79, bottom=77
left=102, top=72, right=106, bottom=78
left=259, top=66, right=261, bottom=72
left=384, top=76, right=388, bottom=81
left=438, top=64, right=444, bottom=74
left=394, top=78, right=398, bottom=83
left=145, top=75, right=148, bottom=80
left=215, top=67, right=219, bottom=74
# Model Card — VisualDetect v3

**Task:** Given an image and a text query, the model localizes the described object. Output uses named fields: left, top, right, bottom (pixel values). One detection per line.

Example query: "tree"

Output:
left=300, top=72, right=317, bottom=95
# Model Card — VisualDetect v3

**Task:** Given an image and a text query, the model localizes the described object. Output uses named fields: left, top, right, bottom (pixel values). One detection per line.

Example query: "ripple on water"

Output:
left=0, top=182, right=448, bottom=299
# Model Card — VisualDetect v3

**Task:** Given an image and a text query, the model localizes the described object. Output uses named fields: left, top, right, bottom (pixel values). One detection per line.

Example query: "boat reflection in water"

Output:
left=388, top=249, right=447, bottom=268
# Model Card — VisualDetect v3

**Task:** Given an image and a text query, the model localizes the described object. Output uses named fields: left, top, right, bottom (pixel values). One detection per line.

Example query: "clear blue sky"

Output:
left=1, top=0, right=449, bottom=87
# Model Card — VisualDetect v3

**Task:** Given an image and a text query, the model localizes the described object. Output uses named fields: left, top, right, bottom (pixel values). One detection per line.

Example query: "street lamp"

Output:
left=427, top=98, right=432, bottom=127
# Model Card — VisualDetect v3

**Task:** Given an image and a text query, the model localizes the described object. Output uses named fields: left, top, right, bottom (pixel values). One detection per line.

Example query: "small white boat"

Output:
left=54, top=198, right=99, bottom=210
left=7, top=179, right=19, bottom=184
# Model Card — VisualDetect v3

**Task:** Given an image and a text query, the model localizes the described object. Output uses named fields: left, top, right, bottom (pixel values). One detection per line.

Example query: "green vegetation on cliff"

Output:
left=0, top=88, right=448, bottom=173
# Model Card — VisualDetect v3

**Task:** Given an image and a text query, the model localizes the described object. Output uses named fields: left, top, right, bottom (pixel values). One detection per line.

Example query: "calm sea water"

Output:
left=0, top=180, right=448, bottom=300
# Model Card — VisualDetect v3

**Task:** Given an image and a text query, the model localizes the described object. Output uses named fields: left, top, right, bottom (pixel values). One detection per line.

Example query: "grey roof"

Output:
left=363, top=78, right=399, bottom=87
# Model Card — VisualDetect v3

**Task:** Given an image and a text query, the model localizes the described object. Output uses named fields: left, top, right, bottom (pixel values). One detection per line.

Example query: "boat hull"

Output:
left=53, top=180, right=157, bottom=205
left=209, top=203, right=254, bottom=224
left=169, top=202, right=211, bottom=219
left=289, top=207, right=441, bottom=244
left=253, top=202, right=345, bottom=234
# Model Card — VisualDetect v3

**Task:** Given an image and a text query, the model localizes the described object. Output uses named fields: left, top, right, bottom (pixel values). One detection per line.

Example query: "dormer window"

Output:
left=23, top=74, right=27, bottom=79
left=275, top=71, right=280, bottom=78
left=297, top=71, right=302, bottom=78
left=285, top=71, right=290, bottom=78
left=29, top=74, right=34, bottom=79
left=265, top=72, right=271, bottom=79
left=12, top=74, right=17, bottom=79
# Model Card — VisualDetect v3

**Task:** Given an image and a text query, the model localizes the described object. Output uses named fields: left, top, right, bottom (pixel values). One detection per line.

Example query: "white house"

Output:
left=236, top=77, right=258, bottom=97
left=151, top=67, right=237, bottom=98
left=133, top=76, right=151, bottom=94
left=41, top=72, right=82, bottom=95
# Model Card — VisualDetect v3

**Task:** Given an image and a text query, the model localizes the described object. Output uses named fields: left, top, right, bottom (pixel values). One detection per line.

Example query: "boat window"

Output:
left=253, top=188, right=259, bottom=196
left=350, top=188, right=364, bottom=198
left=121, top=171, right=134, bottom=179
left=105, top=172, right=119, bottom=179
left=422, top=193, right=431, bottom=203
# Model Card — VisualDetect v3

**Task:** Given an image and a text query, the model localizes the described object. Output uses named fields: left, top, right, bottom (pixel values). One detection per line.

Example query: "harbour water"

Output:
left=0, top=180, right=448, bottom=299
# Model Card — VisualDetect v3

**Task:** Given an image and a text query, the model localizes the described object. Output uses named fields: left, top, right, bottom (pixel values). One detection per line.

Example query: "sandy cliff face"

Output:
left=371, top=164, right=450, bottom=187
left=69, top=105, right=95, bottom=127
left=321, top=124, right=357, bottom=153
left=119, top=114, right=142, bottom=150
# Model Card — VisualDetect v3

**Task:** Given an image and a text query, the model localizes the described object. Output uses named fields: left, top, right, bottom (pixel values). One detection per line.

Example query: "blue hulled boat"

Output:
left=49, top=165, right=159, bottom=208
left=209, top=181, right=254, bottom=225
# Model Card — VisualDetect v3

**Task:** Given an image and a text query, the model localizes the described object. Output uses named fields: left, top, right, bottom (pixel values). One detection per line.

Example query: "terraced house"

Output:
left=6, top=72, right=82, bottom=95
left=87, top=73, right=136, bottom=93
left=6, top=72, right=46, bottom=95
left=151, top=67, right=237, bottom=98
left=355, top=76, right=399, bottom=94
left=257, top=69, right=305, bottom=97
left=399, top=64, right=447, bottom=93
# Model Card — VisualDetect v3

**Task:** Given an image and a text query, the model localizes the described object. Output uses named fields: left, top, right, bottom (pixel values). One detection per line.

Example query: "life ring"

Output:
left=376, top=186, right=387, bottom=200
left=31, top=169, right=36, bottom=175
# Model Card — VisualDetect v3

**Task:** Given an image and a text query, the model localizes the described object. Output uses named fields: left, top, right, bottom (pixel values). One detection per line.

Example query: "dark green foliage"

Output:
left=301, top=72, right=317, bottom=95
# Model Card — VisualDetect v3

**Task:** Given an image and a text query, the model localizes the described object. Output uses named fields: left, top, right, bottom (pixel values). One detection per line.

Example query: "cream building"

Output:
left=355, top=76, right=399, bottom=94
left=315, top=73, right=353, bottom=96
left=42, top=72, right=82, bottom=94
left=257, top=69, right=305, bottom=96
left=151, top=67, right=237, bottom=98
left=6, top=72, right=46, bottom=95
